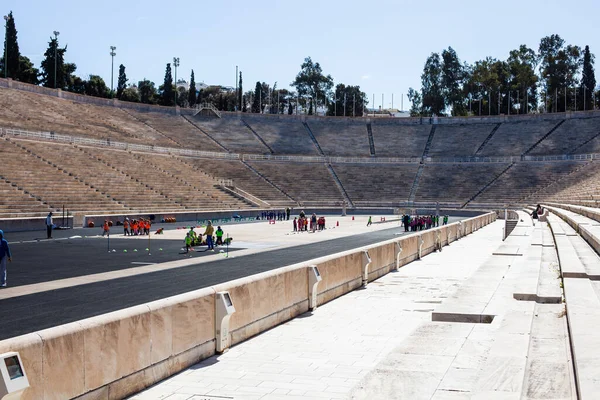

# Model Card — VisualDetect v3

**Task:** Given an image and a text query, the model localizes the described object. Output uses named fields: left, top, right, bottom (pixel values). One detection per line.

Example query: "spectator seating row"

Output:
left=539, top=161, right=600, bottom=207
left=530, top=116, right=600, bottom=155
left=187, top=114, right=269, bottom=154
left=427, top=123, right=496, bottom=157
left=416, top=163, right=510, bottom=205
left=427, top=212, right=574, bottom=398
left=179, top=158, right=292, bottom=205
left=473, top=161, right=586, bottom=205
left=544, top=204, right=600, bottom=398
left=478, top=119, right=559, bottom=156
left=331, top=163, right=418, bottom=206
left=307, top=119, right=371, bottom=157
left=242, top=116, right=319, bottom=155
left=246, top=161, right=343, bottom=206
left=0, top=138, right=126, bottom=214
left=2, top=138, right=251, bottom=215
left=370, top=122, right=431, bottom=158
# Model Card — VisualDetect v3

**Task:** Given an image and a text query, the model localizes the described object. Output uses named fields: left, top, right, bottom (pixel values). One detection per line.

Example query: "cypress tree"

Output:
left=252, top=81, right=261, bottom=113
left=581, top=45, right=596, bottom=110
left=161, top=63, right=174, bottom=106
left=188, top=70, right=196, bottom=107
left=116, top=64, right=127, bottom=100
left=40, top=37, right=67, bottom=88
left=242, top=95, right=247, bottom=112
left=1, top=11, right=20, bottom=79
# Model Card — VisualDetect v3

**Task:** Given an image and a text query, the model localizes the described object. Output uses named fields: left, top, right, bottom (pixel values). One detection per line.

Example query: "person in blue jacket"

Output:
left=0, top=230, right=12, bottom=287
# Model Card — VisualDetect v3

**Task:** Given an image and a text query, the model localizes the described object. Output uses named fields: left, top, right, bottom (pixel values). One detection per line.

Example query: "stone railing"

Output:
left=2, top=126, right=600, bottom=165
left=0, top=212, right=496, bottom=400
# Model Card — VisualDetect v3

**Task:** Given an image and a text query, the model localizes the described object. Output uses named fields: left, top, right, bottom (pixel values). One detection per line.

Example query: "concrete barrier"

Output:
left=0, top=212, right=496, bottom=400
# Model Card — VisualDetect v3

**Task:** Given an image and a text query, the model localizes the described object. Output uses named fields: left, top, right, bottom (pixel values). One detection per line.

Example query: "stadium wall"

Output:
left=0, top=212, right=496, bottom=400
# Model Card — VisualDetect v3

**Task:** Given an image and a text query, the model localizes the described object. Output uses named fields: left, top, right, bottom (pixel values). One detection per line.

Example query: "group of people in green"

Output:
left=184, top=221, right=230, bottom=253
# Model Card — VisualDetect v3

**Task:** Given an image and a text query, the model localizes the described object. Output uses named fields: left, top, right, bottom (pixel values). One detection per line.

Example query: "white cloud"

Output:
left=361, top=75, right=371, bottom=80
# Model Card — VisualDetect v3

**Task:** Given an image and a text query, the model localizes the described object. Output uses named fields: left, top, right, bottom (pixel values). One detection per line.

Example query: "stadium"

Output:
left=1, top=5, right=600, bottom=400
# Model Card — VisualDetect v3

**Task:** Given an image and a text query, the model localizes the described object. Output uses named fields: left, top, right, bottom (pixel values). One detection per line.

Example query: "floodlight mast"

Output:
left=3, top=15, right=8, bottom=78
left=110, top=46, right=116, bottom=95
left=173, top=57, right=180, bottom=106
left=53, top=31, right=60, bottom=88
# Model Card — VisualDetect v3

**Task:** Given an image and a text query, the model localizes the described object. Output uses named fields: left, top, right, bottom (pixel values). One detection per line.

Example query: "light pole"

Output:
left=53, top=31, right=60, bottom=88
left=173, top=57, right=179, bottom=106
left=3, top=15, right=7, bottom=78
left=110, top=46, right=116, bottom=95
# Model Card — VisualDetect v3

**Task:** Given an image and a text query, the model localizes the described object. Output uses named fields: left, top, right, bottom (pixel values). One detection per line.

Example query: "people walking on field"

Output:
left=0, top=230, right=12, bottom=288
left=403, top=214, right=410, bottom=232
left=185, top=232, right=193, bottom=253
left=45, top=212, right=53, bottom=239
left=293, top=217, right=298, bottom=232
left=123, top=218, right=130, bottom=236
left=102, top=220, right=110, bottom=236
left=367, top=216, right=372, bottom=227
left=216, top=226, right=224, bottom=246
left=204, top=221, right=215, bottom=251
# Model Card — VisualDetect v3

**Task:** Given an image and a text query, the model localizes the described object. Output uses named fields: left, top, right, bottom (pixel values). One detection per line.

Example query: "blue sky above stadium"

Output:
left=2, top=0, right=599, bottom=109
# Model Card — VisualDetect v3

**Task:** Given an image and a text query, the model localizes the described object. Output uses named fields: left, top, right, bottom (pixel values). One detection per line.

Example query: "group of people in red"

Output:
left=292, top=211, right=326, bottom=233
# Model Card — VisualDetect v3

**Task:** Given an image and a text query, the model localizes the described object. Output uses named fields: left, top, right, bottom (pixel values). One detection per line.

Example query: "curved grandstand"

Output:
left=2, top=78, right=600, bottom=223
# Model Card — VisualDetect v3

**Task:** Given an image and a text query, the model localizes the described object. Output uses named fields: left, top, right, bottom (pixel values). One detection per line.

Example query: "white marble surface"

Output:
left=130, top=221, right=503, bottom=400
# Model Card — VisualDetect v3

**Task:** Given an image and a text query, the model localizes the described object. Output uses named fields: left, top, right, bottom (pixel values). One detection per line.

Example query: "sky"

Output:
left=2, top=0, right=599, bottom=109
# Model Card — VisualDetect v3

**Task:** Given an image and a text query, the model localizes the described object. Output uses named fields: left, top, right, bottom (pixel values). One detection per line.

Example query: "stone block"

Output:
left=38, top=322, right=86, bottom=400
left=0, top=333, right=43, bottom=400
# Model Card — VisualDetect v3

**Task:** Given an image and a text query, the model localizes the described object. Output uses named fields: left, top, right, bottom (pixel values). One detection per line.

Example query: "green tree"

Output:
left=327, top=84, right=368, bottom=116
left=116, top=64, right=127, bottom=99
left=238, top=72, right=243, bottom=111
left=441, top=47, right=467, bottom=116
left=421, top=53, right=445, bottom=116
left=70, top=75, right=86, bottom=94
left=252, top=81, right=262, bottom=113
left=291, top=57, right=334, bottom=114
left=539, top=34, right=581, bottom=112
left=121, top=86, right=141, bottom=103
left=160, top=63, right=175, bottom=106
left=40, top=37, right=64, bottom=88
left=39, top=37, right=77, bottom=89
left=407, top=88, right=423, bottom=116
left=188, top=70, right=196, bottom=107
left=84, top=75, right=109, bottom=98
left=507, top=45, right=538, bottom=114
left=464, top=57, right=510, bottom=115
left=138, top=79, right=158, bottom=104
left=580, top=45, right=596, bottom=111
left=0, top=11, right=20, bottom=79
left=17, top=55, right=39, bottom=84
left=177, top=86, right=188, bottom=108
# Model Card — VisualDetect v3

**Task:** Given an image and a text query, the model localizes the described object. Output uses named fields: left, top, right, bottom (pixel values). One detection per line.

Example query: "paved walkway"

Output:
left=130, top=220, right=504, bottom=400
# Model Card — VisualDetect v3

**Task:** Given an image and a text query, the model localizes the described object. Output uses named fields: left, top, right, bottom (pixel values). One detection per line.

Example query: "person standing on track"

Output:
left=367, top=216, right=372, bottom=227
left=45, top=212, right=53, bottom=239
left=204, top=221, right=215, bottom=251
left=0, top=230, right=12, bottom=288
left=123, top=218, right=130, bottom=236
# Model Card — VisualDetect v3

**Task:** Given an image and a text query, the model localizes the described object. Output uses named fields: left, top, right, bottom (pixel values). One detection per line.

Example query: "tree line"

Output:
left=408, top=35, right=597, bottom=116
left=0, top=12, right=368, bottom=116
